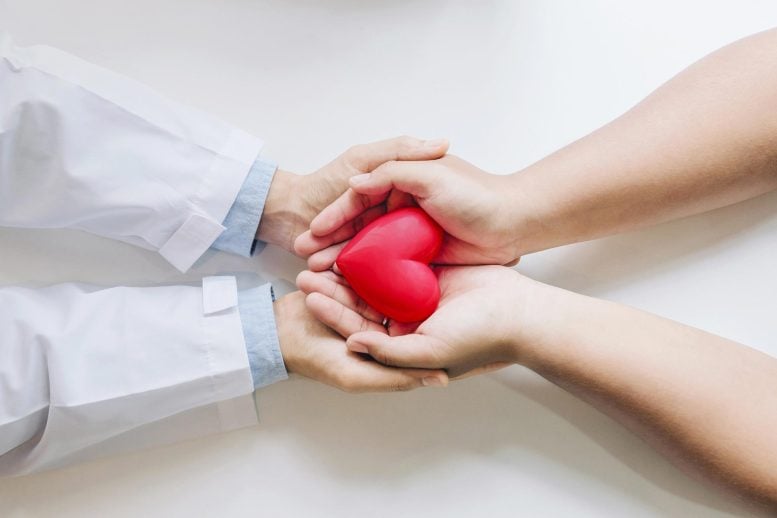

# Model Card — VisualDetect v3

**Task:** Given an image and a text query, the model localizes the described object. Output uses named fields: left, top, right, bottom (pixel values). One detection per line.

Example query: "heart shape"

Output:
left=336, top=207, right=444, bottom=323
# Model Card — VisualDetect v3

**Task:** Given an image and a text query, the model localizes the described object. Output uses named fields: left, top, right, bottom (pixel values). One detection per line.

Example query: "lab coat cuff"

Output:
left=212, top=156, right=278, bottom=257
left=201, top=276, right=257, bottom=400
left=159, top=131, right=264, bottom=272
left=237, top=283, right=288, bottom=389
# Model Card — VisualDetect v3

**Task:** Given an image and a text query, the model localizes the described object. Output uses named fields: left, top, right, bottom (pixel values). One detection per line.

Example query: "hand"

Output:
left=297, top=266, right=533, bottom=379
left=256, top=136, right=449, bottom=254
left=294, top=155, right=531, bottom=270
left=274, top=291, right=448, bottom=392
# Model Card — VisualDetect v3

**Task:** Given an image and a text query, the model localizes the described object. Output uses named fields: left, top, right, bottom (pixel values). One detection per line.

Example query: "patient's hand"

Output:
left=294, top=155, right=527, bottom=270
left=274, top=291, right=448, bottom=392
left=297, top=266, right=531, bottom=379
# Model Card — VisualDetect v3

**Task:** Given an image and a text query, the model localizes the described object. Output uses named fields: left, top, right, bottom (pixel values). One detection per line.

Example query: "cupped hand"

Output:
left=297, top=265, right=532, bottom=379
left=294, top=155, right=528, bottom=271
left=256, top=136, right=449, bottom=254
left=274, top=291, right=448, bottom=392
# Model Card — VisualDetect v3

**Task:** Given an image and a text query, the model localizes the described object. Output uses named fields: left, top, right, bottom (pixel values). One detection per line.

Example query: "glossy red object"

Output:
left=336, top=207, right=443, bottom=323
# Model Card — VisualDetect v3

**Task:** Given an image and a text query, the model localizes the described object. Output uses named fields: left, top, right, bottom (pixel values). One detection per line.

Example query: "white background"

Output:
left=1, top=0, right=777, bottom=516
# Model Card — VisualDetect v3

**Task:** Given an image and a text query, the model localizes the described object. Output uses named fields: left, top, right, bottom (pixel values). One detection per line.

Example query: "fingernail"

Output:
left=423, top=138, right=447, bottom=148
left=422, top=376, right=445, bottom=387
left=350, top=174, right=371, bottom=186
left=348, top=340, right=368, bottom=353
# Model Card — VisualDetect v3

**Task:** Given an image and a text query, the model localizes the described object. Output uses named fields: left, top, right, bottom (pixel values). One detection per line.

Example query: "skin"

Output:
left=296, top=28, right=777, bottom=269
left=299, top=267, right=777, bottom=508
left=258, top=136, right=451, bottom=392
left=273, top=291, right=446, bottom=393
left=295, top=29, right=777, bottom=507
left=257, top=136, right=449, bottom=253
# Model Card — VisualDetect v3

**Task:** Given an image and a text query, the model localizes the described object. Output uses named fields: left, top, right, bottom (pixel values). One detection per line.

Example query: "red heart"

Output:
left=336, top=207, right=443, bottom=323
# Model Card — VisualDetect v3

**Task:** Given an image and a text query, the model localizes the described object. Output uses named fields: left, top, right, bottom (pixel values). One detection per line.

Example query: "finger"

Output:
left=293, top=229, right=320, bottom=258
left=306, top=292, right=385, bottom=338
left=299, top=268, right=349, bottom=287
left=346, top=331, right=447, bottom=369
left=504, top=257, right=521, bottom=267
left=334, top=357, right=448, bottom=393
left=348, top=160, right=444, bottom=198
left=294, top=205, right=386, bottom=257
left=297, top=270, right=383, bottom=322
left=307, top=241, right=348, bottom=272
left=309, top=189, right=388, bottom=237
left=345, top=136, right=449, bottom=172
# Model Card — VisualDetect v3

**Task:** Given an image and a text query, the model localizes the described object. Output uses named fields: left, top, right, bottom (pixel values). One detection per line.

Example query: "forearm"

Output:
left=510, top=28, right=777, bottom=254
left=0, top=37, right=262, bottom=272
left=517, top=280, right=777, bottom=505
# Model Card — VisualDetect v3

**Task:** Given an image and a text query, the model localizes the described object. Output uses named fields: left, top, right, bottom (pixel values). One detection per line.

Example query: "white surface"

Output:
left=1, top=0, right=775, bottom=516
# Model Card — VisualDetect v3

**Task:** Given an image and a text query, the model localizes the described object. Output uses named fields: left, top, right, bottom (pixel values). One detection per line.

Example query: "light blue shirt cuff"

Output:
left=212, top=156, right=278, bottom=257
left=237, top=283, right=288, bottom=389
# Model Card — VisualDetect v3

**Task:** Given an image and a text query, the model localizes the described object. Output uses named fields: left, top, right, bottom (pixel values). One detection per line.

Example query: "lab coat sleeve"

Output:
left=0, top=35, right=264, bottom=272
left=0, top=276, right=256, bottom=477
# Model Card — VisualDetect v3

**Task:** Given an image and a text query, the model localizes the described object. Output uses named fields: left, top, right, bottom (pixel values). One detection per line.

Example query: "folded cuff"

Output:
left=212, top=157, right=278, bottom=257
left=237, top=283, right=288, bottom=389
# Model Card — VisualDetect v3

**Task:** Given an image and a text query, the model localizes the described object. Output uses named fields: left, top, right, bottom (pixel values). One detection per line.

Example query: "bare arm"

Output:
left=299, top=28, right=777, bottom=267
left=521, top=279, right=777, bottom=508
left=513, top=28, right=777, bottom=254
left=305, top=266, right=777, bottom=508
left=296, top=27, right=777, bottom=509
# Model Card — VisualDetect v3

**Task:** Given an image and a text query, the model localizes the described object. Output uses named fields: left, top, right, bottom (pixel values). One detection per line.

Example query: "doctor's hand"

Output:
left=256, top=136, right=449, bottom=255
left=297, top=266, right=530, bottom=379
left=294, top=155, right=529, bottom=270
left=273, top=291, right=448, bottom=392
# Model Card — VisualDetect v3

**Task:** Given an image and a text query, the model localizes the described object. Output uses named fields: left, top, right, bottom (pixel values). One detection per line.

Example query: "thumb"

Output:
left=346, top=136, right=449, bottom=171
left=347, top=331, right=447, bottom=369
left=349, top=160, right=445, bottom=199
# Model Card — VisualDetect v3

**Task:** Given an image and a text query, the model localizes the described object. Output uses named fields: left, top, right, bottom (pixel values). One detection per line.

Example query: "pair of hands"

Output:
left=264, top=136, right=534, bottom=392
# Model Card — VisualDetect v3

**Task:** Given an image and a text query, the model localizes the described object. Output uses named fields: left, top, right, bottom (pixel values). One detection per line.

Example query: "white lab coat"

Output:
left=0, top=36, right=262, bottom=476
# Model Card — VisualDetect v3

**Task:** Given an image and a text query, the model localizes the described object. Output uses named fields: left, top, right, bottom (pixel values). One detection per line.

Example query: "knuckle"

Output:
left=328, top=279, right=341, bottom=300
left=335, top=302, right=348, bottom=328
left=357, top=317, right=371, bottom=333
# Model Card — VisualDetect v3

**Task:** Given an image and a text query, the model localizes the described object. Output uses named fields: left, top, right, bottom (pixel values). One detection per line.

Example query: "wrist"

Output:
left=498, top=171, right=551, bottom=258
left=503, top=272, right=566, bottom=365
left=475, top=267, right=542, bottom=365
left=273, top=293, right=299, bottom=374
left=507, top=274, right=581, bottom=369
left=256, top=169, right=306, bottom=253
